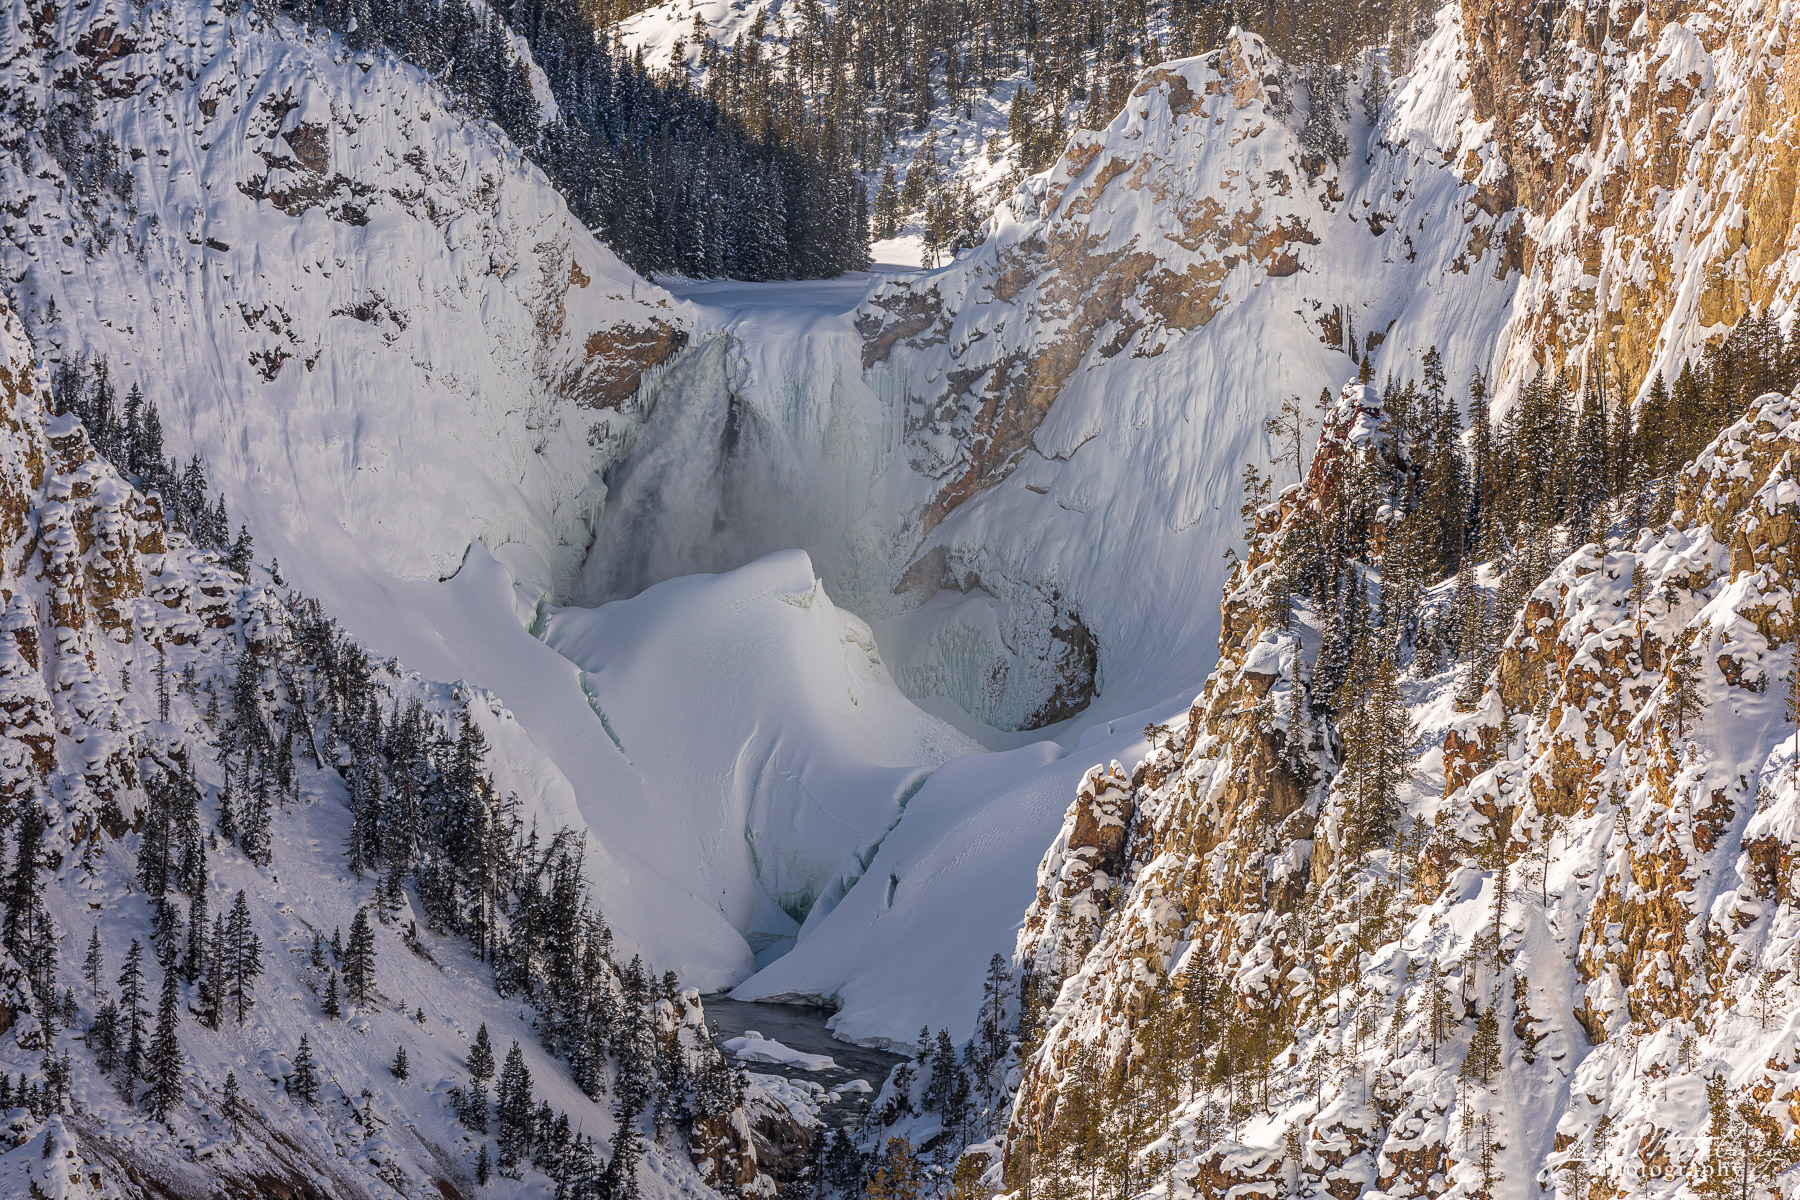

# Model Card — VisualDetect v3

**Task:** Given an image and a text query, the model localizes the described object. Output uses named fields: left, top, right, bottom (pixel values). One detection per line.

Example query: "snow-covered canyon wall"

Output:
left=0, top=0, right=955, bottom=986
left=9, top=0, right=1800, bottom=1059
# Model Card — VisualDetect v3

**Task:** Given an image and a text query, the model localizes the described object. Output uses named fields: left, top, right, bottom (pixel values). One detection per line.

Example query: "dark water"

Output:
left=700, top=995, right=907, bottom=1129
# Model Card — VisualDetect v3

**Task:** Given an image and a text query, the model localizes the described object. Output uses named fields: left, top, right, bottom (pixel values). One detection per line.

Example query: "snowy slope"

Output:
left=0, top=0, right=689, bottom=606
left=0, top=0, right=693, bottom=628
left=543, top=550, right=982, bottom=965
left=856, top=22, right=1520, bottom=728
left=701, top=2, right=1800, bottom=1051
left=580, top=21, right=1523, bottom=733
left=0, top=287, right=801, bottom=1200
left=11, top=0, right=1800, bottom=1080
left=619, top=24, right=1507, bottom=1042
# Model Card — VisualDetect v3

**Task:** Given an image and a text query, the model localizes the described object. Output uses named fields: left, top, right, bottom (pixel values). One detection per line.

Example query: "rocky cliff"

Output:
left=995, top=379, right=1800, bottom=1198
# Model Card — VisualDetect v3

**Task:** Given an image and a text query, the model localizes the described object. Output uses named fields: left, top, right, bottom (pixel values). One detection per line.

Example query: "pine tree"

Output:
left=228, top=525, right=254, bottom=576
left=198, top=913, right=225, bottom=1028
left=463, top=1023, right=496, bottom=1131
left=1473, top=1110, right=1504, bottom=1196
left=88, top=996, right=121, bottom=1074
left=1238, top=462, right=1272, bottom=550
left=183, top=849, right=208, bottom=984
left=240, top=760, right=273, bottom=867
left=497, top=1041, right=535, bottom=1175
left=4, top=797, right=47, bottom=989
left=1571, top=380, right=1611, bottom=541
left=323, top=969, right=342, bottom=1019
left=289, top=1035, right=320, bottom=1106
left=151, top=898, right=182, bottom=971
left=865, top=1136, right=924, bottom=1200
left=1460, top=1004, right=1500, bottom=1089
left=1298, top=59, right=1347, bottom=171
left=392, top=1045, right=410, bottom=1081
left=212, top=891, right=264, bottom=1024
left=476, top=1141, right=493, bottom=1187
left=1336, top=638, right=1414, bottom=855
left=1554, top=1136, right=1589, bottom=1200
left=83, top=927, right=105, bottom=998
left=155, top=645, right=171, bottom=724
left=119, top=938, right=148, bottom=1083
left=1699, top=1075, right=1748, bottom=1200
left=344, top=907, right=376, bottom=1007
left=147, top=967, right=183, bottom=1122
left=1662, top=645, right=1706, bottom=743
left=1264, top=395, right=1313, bottom=485
left=217, top=775, right=238, bottom=844
left=925, top=1028, right=961, bottom=1113
left=556, top=1131, right=599, bottom=1198
left=1425, top=957, right=1452, bottom=1064
left=221, top=1069, right=243, bottom=1141
left=469, top=1023, right=496, bottom=1085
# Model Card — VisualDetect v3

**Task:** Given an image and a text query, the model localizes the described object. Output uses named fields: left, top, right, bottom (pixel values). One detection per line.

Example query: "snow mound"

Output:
left=725, top=1034, right=838, bottom=1071
left=542, top=551, right=983, bottom=960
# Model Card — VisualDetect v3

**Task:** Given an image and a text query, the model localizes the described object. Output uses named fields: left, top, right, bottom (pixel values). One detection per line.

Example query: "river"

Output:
left=701, top=995, right=908, bottom=1129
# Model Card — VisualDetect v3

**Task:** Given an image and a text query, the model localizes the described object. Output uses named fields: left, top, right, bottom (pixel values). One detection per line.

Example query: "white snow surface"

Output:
left=724, top=1033, right=837, bottom=1071
left=543, top=550, right=981, bottom=964
left=0, top=292, right=757, bottom=1200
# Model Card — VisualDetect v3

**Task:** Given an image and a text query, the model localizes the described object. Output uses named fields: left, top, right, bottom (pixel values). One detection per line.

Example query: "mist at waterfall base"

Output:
left=574, top=277, right=902, bottom=612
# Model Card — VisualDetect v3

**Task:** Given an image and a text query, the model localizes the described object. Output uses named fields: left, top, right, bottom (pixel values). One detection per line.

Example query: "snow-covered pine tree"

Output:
left=227, top=525, right=254, bottom=576
left=217, top=774, right=238, bottom=844
left=496, top=1041, right=534, bottom=1175
left=150, top=898, right=181, bottom=971
left=220, top=1069, right=243, bottom=1141
left=88, top=994, right=120, bottom=1074
left=1662, top=645, right=1707, bottom=744
left=288, top=1035, right=319, bottom=1106
left=344, top=906, right=376, bottom=1007
left=183, top=862, right=208, bottom=984
left=212, top=890, right=264, bottom=1025
left=83, top=927, right=104, bottom=998
left=240, top=758, right=274, bottom=867
left=1460, top=1004, right=1499, bottom=1089
left=118, top=938, right=147, bottom=1084
left=4, top=796, right=49, bottom=997
left=1336, top=638, right=1413, bottom=856
left=462, top=1023, right=495, bottom=1131
left=146, top=966, right=182, bottom=1122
